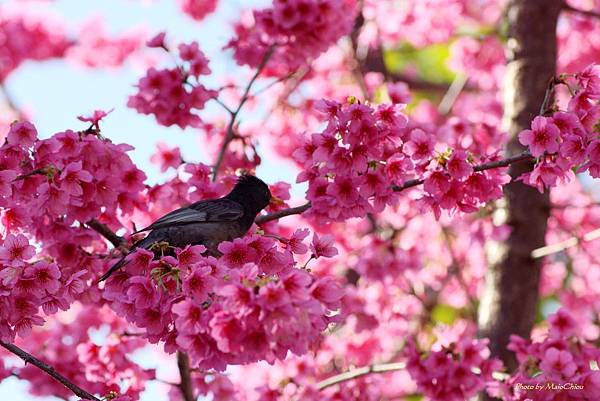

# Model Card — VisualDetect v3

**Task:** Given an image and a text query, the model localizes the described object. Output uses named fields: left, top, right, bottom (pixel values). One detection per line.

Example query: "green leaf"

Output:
left=383, top=42, right=456, bottom=84
left=431, top=304, right=459, bottom=324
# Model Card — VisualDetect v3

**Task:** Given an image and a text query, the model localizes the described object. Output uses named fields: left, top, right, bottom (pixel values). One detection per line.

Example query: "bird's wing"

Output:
left=134, top=198, right=244, bottom=233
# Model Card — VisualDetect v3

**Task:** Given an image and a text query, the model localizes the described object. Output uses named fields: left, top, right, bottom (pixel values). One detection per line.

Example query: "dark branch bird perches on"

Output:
left=98, top=174, right=272, bottom=282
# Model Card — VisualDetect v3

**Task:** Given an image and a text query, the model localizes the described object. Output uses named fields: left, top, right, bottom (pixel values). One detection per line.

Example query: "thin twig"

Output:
left=212, top=46, right=276, bottom=181
left=391, top=151, right=533, bottom=191
left=212, top=97, right=234, bottom=114
left=0, top=340, right=101, bottom=401
left=0, top=84, right=24, bottom=118
left=440, top=226, right=477, bottom=308
left=531, top=227, right=600, bottom=258
left=177, top=351, right=195, bottom=401
left=438, top=74, right=468, bottom=115
left=316, top=362, right=406, bottom=390
left=551, top=202, right=600, bottom=209
left=251, top=71, right=297, bottom=98
left=255, top=202, right=312, bottom=225
left=563, top=3, right=600, bottom=19
left=255, top=151, right=535, bottom=224
left=86, top=219, right=126, bottom=248
left=539, top=76, right=563, bottom=115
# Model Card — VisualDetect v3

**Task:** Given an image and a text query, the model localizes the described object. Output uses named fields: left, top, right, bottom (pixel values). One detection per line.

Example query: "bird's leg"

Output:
left=150, top=257, right=183, bottom=292
left=149, top=241, right=173, bottom=257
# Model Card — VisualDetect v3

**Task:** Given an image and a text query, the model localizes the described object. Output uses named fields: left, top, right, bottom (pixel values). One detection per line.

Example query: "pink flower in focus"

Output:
left=7, top=121, right=37, bottom=147
left=209, top=311, right=244, bottom=353
left=182, top=264, right=215, bottom=303
left=126, top=277, right=159, bottom=309
left=404, top=128, right=435, bottom=161
left=0, top=234, right=35, bottom=262
left=218, top=238, right=258, bottom=267
left=172, top=300, right=206, bottom=333
left=310, top=234, right=338, bottom=258
left=446, top=150, right=473, bottom=179
left=520, top=160, right=565, bottom=193
left=285, top=229, right=310, bottom=255
left=23, top=261, right=61, bottom=294
left=326, top=175, right=360, bottom=207
left=539, top=348, right=577, bottom=379
left=59, top=161, right=94, bottom=196
left=559, top=134, right=586, bottom=165
left=518, top=116, right=560, bottom=157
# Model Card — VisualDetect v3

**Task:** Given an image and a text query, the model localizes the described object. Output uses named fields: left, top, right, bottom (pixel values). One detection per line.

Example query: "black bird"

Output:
left=98, top=174, right=272, bottom=282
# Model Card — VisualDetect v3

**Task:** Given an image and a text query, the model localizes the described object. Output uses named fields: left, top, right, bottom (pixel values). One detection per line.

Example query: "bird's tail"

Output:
left=96, top=235, right=157, bottom=283
left=97, top=256, right=129, bottom=283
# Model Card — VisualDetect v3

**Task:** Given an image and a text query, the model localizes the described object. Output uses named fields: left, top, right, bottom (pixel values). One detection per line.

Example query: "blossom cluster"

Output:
left=363, top=0, right=476, bottom=48
left=0, top=5, right=71, bottom=82
left=102, top=232, right=342, bottom=370
left=15, top=305, right=154, bottom=400
left=0, top=233, right=89, bottom=341
left=295, top=98, right=510, bottom=221
left=506, top=309, right=600, bottom=400
left=0, top=120, right=146, bottom=228
left=128, top=34, right=217, bottom=129
left=518, top=64, right=600, bottom=192
left=0, top=120, right=147, bottom=334
left=227, top=0, right=358, bottom=75
left=67, top=18, right=147, bottom=69
left=405, top=337, right=502, bottom=401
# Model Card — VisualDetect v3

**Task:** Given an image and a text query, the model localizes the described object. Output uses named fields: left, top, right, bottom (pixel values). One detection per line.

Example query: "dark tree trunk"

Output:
left=477, top=0, right=562, bottom=388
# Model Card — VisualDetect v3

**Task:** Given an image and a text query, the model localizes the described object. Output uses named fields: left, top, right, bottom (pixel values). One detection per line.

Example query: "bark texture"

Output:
left=477, top=0, right=561, bottom=379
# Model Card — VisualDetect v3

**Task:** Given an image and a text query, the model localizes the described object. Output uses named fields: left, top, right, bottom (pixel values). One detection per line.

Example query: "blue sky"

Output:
left=0, top=0, right=301, bottom=400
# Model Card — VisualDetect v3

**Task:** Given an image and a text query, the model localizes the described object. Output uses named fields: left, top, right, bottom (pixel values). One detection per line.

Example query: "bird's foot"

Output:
left=149, top=241, right=172, bottom=255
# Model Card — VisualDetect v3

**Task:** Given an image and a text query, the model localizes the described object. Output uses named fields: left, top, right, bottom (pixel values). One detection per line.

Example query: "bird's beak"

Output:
left=270, top=196, right=285, bottom=206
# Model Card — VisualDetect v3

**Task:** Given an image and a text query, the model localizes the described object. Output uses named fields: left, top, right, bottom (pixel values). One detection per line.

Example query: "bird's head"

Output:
left=231, top=174, right=272, bottom=212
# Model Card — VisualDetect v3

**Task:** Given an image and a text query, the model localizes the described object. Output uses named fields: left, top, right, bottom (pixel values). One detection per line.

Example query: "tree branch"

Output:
left=438, top=74, right=469, bottom=115
left=390, top=151, right=533, bottom=191
left=177, top=351, right=195, bottom=401
left=563, top=3, right=600, bottom=19
left=255, top=202, right=312, bottom=224
left=255, top=151, right=535, bottom=224
left=441, top=226, right=477, bottom=309
left=531, top=227, right=600, bottom=258
left=316, top=362, right=406, bottom=390
left=0, top=340, right=101, bottom=401
left=212, top=46, right=275, bottom=181
left=477, top=1, right=561, bottom=392
left=86, top=219, right=126, bottom=248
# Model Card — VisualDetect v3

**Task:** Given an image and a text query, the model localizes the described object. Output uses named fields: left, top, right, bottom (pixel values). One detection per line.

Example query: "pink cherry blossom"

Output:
left=150, top=142, right=183, bottom=172
left=404, top=128, right=436, bottom=161
left=310, top=234, right=338, bottom=258
left=7, top=121, right=37, bottom=147
left=178, top=0, right=219, bottom=21
left=518, top=116, right=560, bottom=157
